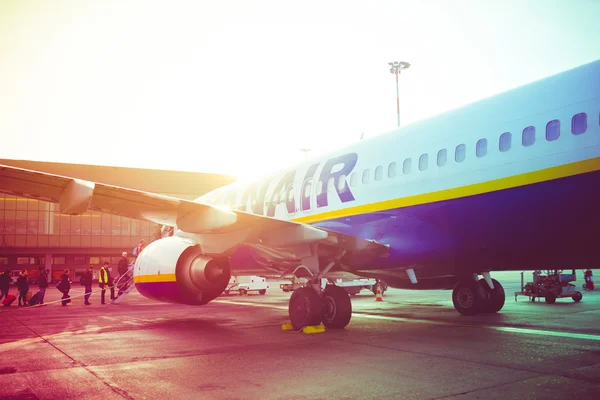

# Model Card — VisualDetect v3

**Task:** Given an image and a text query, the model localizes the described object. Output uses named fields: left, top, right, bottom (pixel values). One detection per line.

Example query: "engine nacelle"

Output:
left=135, top=236, right=230, bottom=305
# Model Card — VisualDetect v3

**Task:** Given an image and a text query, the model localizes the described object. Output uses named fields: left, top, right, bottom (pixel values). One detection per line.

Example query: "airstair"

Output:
left=111, top=270, right=135, bottom=304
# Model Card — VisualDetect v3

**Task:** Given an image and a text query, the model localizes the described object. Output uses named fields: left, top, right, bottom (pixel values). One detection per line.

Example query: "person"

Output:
left=58, top=269, right=71, bottom=306
left=0, top=268, right=10, bottom=301
left=118, top=252, right=129, bottom=276
left=38, top=267, right=49, bottom=305
left=98, top=262, right=112, bottom=304
left=16, top=269, right=29, bottom=306
left=82, top=266, right=93, bottom=305
left=133, top=239, right=146, bottom=258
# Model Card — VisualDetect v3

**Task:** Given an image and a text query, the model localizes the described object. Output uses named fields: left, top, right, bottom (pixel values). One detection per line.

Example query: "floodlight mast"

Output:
left=388, top=61, right=410, bottom=127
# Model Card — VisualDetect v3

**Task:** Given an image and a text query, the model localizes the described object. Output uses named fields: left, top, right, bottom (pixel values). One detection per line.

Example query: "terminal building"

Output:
left=0, top=159, right=235, bottom=282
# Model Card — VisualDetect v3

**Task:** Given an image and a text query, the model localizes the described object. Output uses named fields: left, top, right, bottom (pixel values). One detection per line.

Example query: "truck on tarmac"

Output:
left=223, top=276, right=269, bottom=296
left=280, top=277, right=386, bottom=295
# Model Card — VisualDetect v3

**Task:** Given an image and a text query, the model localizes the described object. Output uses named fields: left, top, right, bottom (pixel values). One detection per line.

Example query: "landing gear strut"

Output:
left=452, top=274, right=506, bottom=316
left=288, top=282, right=353, bottom=330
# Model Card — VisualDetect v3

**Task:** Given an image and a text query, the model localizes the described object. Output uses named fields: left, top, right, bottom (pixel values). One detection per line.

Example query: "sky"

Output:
left=1, top=0, right=599, bottom=179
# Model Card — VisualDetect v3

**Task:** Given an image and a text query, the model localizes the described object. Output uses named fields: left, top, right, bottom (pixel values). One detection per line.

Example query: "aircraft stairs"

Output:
left=111, top=271, right=135, bottom=304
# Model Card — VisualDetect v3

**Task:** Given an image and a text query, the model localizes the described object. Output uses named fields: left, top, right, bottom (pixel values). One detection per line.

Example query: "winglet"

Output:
left=60, top=179, right=95, bottom=214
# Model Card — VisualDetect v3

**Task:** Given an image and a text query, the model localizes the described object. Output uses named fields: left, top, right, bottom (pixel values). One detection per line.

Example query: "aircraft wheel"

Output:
left=289, top=287, right=323, bottom=330
left=322, top=285, right=352, bottom=329
left=478, top=279, right=505, bottom=313
left=258, top=289, right=266, bottom=295
left=545, top=293, right=556, bottom=304
left=573, top=292, right=583, bottom=302
left=452, top=279, right=486, bottom=316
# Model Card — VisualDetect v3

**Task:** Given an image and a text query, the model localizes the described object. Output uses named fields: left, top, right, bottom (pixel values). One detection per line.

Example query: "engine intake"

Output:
left=176, top=246, right=231, bottom=305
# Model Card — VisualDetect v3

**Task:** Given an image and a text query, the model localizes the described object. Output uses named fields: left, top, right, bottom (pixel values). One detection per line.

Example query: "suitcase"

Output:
left=2, top=294, right=16, bottom=307
left=28, top=292, right=41, bottom=306
left=25, top=291, right=33, bottom=301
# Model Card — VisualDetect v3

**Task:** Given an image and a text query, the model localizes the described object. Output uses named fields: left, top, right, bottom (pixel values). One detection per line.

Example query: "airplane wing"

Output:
left=0, top=164, right=388, bottom=266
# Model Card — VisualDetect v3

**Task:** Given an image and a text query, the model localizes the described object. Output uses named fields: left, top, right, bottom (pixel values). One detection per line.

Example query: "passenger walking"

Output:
left=82, top=266, right=93, bottom=305
left=38, top=267, right=49, bottom=305
left=58, top=269, right=71, bottom=306
left=16, top=270, right=29, bottom=306
left=98, top=262, right=111, bottom=304
left=118, top=252, right=129, bottom=276
left=133, top=239, right=146, bottom=258
left=0, top=268, right=10, bottom=301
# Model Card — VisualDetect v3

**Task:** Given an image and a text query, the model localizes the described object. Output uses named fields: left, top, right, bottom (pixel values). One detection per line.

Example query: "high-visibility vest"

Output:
left=99, top=267, right=108, bottom=284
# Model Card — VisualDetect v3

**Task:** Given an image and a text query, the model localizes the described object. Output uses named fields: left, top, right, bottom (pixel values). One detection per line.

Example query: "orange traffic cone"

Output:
left=375, top=284, right=384, bottom=302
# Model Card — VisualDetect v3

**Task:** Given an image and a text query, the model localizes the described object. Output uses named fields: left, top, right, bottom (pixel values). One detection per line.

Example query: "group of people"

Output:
left=0, top=250, right=135, bottom=307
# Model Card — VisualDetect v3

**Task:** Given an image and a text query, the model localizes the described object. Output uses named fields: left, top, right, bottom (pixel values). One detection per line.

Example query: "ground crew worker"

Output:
left=99, top=262, right=110, bottom=304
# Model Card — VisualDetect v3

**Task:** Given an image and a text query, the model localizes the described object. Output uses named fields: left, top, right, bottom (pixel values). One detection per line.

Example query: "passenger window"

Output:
left=374, top=166, right=383, bottom=181
left=304, top=182, right=311, bottom=198
left=455, top=144, right=466, bottom=163
left=572, top=113, right=587, bottom=135
left=499, top=132, right=511, bottom=152
left=476, top=139, right=487, bottom=157
left=546, top=120, right=560, bottom=141
left=337, top=175, right=346, bottom=192
left=437, top=149, right=447, bottom=167
left=388, top=162, right=397, bottom=178
left=419, top=154, right=428, bottom=171
left=327, top=178, right=335, bottom=192
left=362, top=169, right=370, bottom=184
left=350, top=172, right=358, bottom=187
left=522, top=126, right=535, bottom=146
left=403, top=158, right=412, bottom=174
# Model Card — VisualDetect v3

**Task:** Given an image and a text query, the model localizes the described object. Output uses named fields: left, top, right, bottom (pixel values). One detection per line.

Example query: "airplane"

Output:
left=1, top=59, right=599, bottom=330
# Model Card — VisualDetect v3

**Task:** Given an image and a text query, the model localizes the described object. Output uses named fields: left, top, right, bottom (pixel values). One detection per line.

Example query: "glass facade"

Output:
left=0, top=195, right=156, bottom=249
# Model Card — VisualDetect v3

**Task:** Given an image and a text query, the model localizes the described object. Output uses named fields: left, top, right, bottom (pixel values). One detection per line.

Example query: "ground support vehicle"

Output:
left=223, top=276, right=269, bottom=295
left=280, top=277, right=386, bottom=295
left=514, top=270, right=583, bottom=304
left=582, top=269, right=594, bottom=291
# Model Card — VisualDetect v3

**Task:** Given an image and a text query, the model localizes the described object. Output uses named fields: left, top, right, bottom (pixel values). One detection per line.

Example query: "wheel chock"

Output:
left=281, top=322, right=295, bottom=331
left=302, top=324, right=326, bottom=334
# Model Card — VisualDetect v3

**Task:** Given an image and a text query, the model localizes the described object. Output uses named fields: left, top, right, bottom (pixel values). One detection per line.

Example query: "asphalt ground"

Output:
left=1, top=271, right=599, bottom=400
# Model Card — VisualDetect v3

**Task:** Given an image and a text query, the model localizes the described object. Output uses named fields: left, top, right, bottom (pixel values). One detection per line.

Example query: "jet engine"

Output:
left=134, top=236, right=231, bottom=305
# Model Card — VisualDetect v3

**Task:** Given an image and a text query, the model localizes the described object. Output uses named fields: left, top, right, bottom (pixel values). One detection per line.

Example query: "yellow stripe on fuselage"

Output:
left=292, top=156, right=600, bottom=224
left=134, top=274, right=177, bottom=283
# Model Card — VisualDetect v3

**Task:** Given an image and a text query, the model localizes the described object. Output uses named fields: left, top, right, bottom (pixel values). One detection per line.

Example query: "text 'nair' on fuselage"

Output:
left=213, top=152, right=358, bottom=218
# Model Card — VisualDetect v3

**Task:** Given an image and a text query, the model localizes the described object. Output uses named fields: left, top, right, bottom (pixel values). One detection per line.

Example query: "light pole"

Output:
left=388, top=61, right=410, bottom=128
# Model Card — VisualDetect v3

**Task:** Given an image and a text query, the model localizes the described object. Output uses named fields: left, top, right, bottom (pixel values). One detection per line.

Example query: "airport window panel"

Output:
left=437, top=149, right=447, bottom=167
left=37, top=235, right=48, bottom=247
left=403, top=158, right=412, bottom=174
left=27, top=219, right=38, bottom=235
left=388, top=162, right=397, bottom=178
left=4, top=235, right=15, bottom=246
left=27, top=199, right=38, bottom=211
left=572, top=112, right=587, bottom=135
left=476, top=139, right=488, bottom=157
left=499, top=132, right=511, bottom=152
left=362, top=169, right=370, bottom=184
left=16, top=198, right=28, bottom=210
left=81, top=214, right=91, bottom=235
left=455, top=144, right=466, bottom=163
left=141, top=221, right=150, bottom=236
left=111, top=236, right=121, bottom=248
left=419, top=154, right=429, bottom=171
left=111, top=215, right=122, bottom=235
left=350, top=172, right=358, bottom=187
left=89, top=256, right=100, bottom=264
left=546, top=120, right=560, bottom=141
left=101, top=214, right=111, bottom=235
left=59, top=236, right=70, bottom=247
left=122, top=217, right=131, bottom=236
left=60, top=215, right=70, bottom=235
left=92, top=214, right=101, bottom=235
left=91, top=236, right=102, bottom=247
left=48, top=235, right=59, bottom=247
left=16, top=211, right=27, bottom=234
left=375, top=166, right=383, bottom=181
left=101, top=235, right=111, bottom=247
left=522, top=126, right=535, bottom=146
left=26, top=236, right=38, bottom=247
left=71, top=215, right=81, bottom=235
left=53, top=257, right=65, bottom=264
left=15, top=235, right=26, bottom=246
left=5, top=196, right=16, bottom=210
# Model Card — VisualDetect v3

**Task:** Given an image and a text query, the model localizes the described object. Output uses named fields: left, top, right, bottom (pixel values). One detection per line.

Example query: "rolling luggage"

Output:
left=28, top=292, right=41, bottom=306
left=2, top=294, right=16, bottom=307
left=25, top=291, right=33, bottom=301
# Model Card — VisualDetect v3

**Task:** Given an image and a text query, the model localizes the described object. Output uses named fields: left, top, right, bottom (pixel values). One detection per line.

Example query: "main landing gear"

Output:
left=452, top=273, right=505, bottom=316
left=288, top=284, right=353, bottom=330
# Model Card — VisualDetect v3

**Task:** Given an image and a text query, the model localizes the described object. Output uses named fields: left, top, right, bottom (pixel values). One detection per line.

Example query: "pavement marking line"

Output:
left=214, top=299, right=600, bottom=342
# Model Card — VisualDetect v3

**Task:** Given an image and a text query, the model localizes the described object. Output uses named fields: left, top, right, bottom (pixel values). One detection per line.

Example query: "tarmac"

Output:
left=1, top=271, right=600, bottom=400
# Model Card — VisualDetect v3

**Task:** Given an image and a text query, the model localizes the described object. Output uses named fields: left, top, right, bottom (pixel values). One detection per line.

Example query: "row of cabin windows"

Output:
left=241, top=111, right=597, bottom=204
left=346, top=111, right=594, bottom=188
